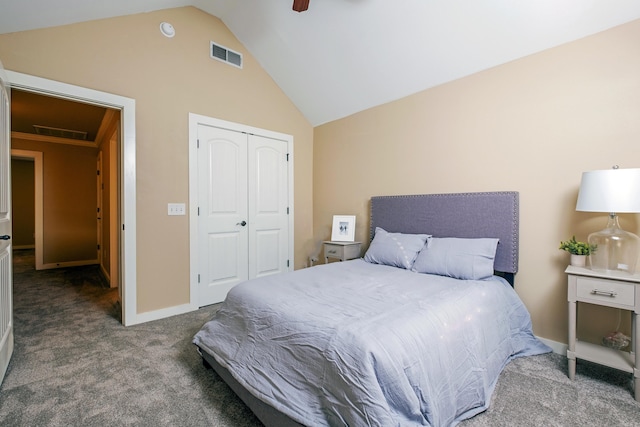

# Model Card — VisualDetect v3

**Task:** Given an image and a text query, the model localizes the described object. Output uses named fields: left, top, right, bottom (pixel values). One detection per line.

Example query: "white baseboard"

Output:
left=39, top=259, right=99, bottom=270
left=13, top=245, right=35, bottom=250
left=99, top=263, right=111, bottom=283
left=536, top=336, right=567, bottom=356
left=127, top=303, right=198, bottom=326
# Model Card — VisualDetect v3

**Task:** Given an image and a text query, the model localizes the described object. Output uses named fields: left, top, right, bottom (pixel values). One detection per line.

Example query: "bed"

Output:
left=193, top=192, right=551, bottom=426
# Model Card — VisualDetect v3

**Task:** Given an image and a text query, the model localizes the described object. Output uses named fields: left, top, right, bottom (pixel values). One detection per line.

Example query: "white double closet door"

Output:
left=197, top=123, right=289, bottom=306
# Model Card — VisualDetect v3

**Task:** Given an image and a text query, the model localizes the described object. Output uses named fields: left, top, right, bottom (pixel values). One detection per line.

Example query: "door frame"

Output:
left=10, top=150, right=43, bottom=269
left=6, top=70, right=139, bottom=326
left=96, top=150, right=103, bottom=271
left=188, top=113, right=294, bottom=309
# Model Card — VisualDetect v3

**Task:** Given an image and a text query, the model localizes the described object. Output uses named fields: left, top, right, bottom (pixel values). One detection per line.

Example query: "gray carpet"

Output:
left=1, top=250, right=639, bottom=426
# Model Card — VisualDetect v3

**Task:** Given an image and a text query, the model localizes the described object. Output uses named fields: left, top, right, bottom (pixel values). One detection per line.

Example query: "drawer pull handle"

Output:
left=328, top=250, right=337, bottom=254
left=591, top=289, right=617, bottom=297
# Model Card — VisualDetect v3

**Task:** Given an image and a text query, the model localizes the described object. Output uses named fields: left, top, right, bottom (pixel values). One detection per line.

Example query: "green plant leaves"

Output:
left=559, top=235, right=596, bottom=255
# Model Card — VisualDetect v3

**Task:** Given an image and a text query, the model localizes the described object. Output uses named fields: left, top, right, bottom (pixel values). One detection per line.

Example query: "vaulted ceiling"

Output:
left=2, top=0, right=640, bottom=126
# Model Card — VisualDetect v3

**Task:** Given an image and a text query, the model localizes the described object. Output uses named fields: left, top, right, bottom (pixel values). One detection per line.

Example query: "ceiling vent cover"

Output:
left=33, top=125, right=88, bottom=140
left=210, top=41, right=243, bottom=69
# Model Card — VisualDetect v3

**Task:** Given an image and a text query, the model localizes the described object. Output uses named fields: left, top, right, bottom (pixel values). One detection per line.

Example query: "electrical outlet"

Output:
left=168, top=203, right=186, bottom=216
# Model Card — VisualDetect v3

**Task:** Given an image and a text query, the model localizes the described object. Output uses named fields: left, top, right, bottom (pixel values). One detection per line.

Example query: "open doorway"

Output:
left=10, top=150, right=41, bottom=268
left=11, top=90, right=122, bottom=304
left=9, top=155, right=35, bottom=251
left=11, top=90, right=120, bottom=281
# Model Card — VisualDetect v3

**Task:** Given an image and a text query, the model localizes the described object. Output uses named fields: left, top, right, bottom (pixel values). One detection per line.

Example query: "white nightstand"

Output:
left=566, top=265, right=639, bottom=401
left=323, top=241, right=362, bottom=263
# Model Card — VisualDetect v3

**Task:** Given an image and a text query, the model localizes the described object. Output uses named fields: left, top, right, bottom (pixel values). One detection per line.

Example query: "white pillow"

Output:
left=364, top=227, right=430, bottom=269
left=412, top=237, right=499, bottom=280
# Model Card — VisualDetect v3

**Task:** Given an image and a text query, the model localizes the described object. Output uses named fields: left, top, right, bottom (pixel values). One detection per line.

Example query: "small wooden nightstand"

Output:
left=566, top=265, right=639, bottom=401
left=323, top=241, right=362, bottom=263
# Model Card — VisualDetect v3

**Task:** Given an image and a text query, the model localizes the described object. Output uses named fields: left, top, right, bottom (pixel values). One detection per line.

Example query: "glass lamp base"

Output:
left=587, top=215, right=640, bottom=274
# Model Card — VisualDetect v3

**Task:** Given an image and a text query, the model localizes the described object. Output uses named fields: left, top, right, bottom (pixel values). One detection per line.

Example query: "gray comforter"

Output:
left=193, top=259, right=550, bottom=426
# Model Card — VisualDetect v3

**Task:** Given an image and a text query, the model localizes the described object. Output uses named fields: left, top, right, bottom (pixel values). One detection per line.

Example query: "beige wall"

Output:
left=11, top=158, right=35, bottom=248
left=0, top=7, right=314, bottom=314
left=314, top=20, right=640, bottom=345
left=12, top=138, right=98, bottom=264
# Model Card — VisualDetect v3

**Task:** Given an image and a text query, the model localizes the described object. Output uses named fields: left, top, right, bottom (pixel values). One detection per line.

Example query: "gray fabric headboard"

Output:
left=370, top=192, right=519, bottom=276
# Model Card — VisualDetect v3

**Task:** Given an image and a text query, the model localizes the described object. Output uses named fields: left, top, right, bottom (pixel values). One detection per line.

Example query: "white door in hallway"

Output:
left=0, top=60, right=14, bottom=385
left=197, top=124, right=289, bottom=306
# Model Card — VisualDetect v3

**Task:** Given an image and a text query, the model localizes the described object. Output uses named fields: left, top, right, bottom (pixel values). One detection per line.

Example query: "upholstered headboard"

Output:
left=370, top=192, right=519, bottom=280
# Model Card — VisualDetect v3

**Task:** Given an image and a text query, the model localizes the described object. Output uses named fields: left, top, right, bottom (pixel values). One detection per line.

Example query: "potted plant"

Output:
left=559, top=236, right=596, bottom=267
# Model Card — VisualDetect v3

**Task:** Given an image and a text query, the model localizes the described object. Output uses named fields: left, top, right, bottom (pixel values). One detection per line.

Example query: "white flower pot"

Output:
left=570, top=254, right=587, bottom=268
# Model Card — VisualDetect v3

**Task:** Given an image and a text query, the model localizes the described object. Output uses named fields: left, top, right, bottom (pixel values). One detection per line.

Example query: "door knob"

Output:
left=0, top=235, right=10, bottom=240
left=237, top=221, right=247, bottom=227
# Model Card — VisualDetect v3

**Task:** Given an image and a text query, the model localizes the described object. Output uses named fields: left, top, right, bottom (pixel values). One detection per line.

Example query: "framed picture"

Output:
left=331, top=215, right=356, bottom=242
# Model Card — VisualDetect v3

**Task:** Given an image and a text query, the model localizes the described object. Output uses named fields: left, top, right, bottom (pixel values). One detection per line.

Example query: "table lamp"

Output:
left=575, top=166, right=640, bottom=274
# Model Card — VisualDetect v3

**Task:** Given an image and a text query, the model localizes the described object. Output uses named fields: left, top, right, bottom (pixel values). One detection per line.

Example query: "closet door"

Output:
left=197, top=125, right=289, bottom=307
left=198, top=125, right=249, bottom=306
left=248, top=134, right=289, bottom=278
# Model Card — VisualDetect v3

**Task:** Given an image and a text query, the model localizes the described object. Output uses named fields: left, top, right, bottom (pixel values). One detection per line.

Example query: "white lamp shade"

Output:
left=575, top=168, right=640, bottom=213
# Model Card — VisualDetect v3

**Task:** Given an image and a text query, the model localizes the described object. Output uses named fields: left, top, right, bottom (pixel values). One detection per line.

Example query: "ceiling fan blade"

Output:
left=292, top=0, right=310, bottom=12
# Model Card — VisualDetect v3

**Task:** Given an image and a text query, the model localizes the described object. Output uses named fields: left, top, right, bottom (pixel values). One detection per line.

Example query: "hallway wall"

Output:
left=12, top=138, right=97, bottom=265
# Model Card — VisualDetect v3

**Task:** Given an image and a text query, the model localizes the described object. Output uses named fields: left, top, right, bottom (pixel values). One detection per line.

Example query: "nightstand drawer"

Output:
left=324, top=243, right=343, bottom=257
left=575, top=276, right=635, bottom=309
left=323, top=241, right=362, bottom=262
left=325, top=243, right=360, bottom=259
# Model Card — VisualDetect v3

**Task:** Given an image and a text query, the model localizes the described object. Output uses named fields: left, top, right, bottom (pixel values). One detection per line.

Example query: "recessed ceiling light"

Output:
left=160, top=22, right=175, bottom=38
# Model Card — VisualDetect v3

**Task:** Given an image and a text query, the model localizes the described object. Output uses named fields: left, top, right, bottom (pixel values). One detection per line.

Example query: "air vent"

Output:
left=210, top=41, right=243, bottom=69
left=33, top=125, right=88, bottom=140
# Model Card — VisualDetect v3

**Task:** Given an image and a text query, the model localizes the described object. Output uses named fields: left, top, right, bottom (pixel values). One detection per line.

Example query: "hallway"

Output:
left=12, top=249, right=119, bottom=327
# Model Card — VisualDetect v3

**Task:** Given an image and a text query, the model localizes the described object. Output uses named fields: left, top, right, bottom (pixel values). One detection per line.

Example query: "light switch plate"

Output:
left=168, top=203, right=186, bottom=216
